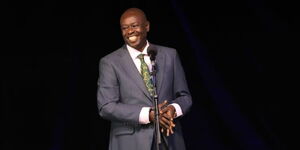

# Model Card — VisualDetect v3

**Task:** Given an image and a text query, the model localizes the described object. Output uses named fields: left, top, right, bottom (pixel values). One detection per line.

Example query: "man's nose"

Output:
left=128, top=27, right=135, bottom=34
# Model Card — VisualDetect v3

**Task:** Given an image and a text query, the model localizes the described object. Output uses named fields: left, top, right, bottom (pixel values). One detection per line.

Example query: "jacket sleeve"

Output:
left=172, top=50, right=193, bottom=115
left=97, top=57, right=142, bottom=124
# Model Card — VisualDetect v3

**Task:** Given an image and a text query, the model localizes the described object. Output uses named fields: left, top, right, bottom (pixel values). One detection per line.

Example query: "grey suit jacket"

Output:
left=97, top=44, right=192, bottom=150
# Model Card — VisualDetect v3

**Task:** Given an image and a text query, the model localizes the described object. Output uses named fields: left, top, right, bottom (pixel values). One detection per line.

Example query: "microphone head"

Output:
left=147, top=45, right=157, bottom=61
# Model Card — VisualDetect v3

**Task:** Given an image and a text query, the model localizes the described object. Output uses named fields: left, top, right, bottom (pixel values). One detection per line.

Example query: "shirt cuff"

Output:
left=139, top=107, right=151, bottom=124
left=171, top=103, right=183, bottom=118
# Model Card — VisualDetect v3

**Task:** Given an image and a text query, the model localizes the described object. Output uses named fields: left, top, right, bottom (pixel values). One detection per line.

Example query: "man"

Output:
left=97, top=8, right=192, bottom=150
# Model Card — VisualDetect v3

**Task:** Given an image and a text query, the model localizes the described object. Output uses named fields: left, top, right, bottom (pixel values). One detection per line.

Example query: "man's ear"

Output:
left=146, top=21, right=150, bottom=32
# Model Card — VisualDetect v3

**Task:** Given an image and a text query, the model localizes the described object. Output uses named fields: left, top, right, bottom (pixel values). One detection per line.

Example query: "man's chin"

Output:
left=127, top=41, right=139, bottom=48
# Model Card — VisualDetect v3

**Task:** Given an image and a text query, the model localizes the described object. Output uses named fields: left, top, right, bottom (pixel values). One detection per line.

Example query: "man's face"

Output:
left=120, top=13, right=149, bottom=51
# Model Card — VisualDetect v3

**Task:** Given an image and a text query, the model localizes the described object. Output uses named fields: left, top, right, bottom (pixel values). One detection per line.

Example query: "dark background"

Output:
left=2, top=0, right=298, bottom=150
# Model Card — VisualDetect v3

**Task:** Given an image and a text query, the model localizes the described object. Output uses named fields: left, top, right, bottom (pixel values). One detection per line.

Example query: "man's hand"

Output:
left=148, top=100, right=177, bottom=136
left=160, top=104, right=176, bottom=136
left=149, top=100, right=168, bottom=122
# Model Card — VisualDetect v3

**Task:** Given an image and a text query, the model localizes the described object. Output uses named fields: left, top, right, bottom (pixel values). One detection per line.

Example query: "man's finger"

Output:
left=161, top=112, right=173, bottom=120
left=160, top=116, right=172, bottom=127
left=171, top=122, right=175, bottom=127
left=166, top=129, right=170, bottom=136
left=158, top=100, right=168, bottom=107
left=161, top=105, right=175, bottom=116
left=169, top=128, right=174, bottom=135
left=159, top=119, right=169, bottom=130
left=160, top=107, right=169, bottom=114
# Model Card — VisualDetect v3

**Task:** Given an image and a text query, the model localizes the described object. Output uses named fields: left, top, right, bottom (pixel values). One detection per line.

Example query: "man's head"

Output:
left=120, top=8, right=150, bottom=51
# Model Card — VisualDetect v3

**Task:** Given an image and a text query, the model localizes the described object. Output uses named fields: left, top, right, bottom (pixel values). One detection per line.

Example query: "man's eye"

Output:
left=132, top=25, right=139, bottom=28
left=121, top=26, right=128, bottom=30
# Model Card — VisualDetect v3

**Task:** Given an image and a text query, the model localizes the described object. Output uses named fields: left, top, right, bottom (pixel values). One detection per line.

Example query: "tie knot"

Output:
left=137, top=54, right=145, bottom=60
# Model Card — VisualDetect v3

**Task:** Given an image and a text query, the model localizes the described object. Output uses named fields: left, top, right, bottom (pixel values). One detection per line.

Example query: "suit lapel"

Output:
left=119, top=46, right=152, bottom=100
left=155, top=47, right=165, bottom=96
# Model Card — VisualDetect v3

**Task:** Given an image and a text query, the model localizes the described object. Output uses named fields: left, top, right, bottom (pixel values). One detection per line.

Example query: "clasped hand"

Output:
left=149, top=100, right=176, bottom=136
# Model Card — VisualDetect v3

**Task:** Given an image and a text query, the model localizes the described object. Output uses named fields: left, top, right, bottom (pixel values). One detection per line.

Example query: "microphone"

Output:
left=147, top=45, right=157, bottom=61
left=147, top=45, right=160, bottom=149
left=147, top=45, right=157, bottom=75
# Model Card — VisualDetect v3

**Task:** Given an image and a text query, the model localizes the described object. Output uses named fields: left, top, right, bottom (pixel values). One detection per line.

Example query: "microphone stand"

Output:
left=150, top=59, right=161, bottom=150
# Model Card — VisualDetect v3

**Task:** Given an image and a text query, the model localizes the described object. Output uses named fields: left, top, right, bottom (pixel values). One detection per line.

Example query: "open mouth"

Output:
left=128, top=36, right=138, bottom=42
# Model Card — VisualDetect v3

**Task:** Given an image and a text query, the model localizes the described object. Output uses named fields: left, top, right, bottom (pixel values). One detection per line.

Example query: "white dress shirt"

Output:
left=127, top=42, right=183, bottom=124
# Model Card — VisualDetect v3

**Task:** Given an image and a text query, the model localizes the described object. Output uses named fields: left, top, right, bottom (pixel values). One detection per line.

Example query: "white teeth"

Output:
left=128, top=36, right=137, bottom=42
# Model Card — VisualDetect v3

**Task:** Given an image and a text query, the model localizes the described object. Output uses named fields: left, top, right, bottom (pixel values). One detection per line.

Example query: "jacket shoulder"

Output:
left=152, top=44, right=178, bottom=56
left=99, top=46, right=125, bottom=63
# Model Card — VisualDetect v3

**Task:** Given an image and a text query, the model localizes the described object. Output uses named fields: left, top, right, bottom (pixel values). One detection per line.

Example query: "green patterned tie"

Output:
left=137, top=54, right=154, bottom=96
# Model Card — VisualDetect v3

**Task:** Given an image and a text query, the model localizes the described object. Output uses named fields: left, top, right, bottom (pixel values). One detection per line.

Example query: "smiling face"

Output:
left=120, top=8, right=150, bottom=51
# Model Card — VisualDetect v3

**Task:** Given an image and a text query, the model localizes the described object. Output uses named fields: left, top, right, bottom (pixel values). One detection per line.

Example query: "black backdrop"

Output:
left=2, top=0, right=298, bottom=150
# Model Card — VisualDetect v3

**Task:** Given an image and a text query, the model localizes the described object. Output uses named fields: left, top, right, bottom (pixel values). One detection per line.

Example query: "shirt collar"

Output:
left=127, top=41, right=149, bottom=59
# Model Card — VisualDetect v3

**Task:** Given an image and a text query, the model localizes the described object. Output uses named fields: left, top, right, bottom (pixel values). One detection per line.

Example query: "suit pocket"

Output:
left=112, top=124, right=135, bottom=136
